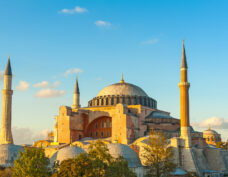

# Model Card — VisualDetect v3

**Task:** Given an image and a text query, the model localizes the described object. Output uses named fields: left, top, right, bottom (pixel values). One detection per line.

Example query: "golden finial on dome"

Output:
left=120, top=72, right=125, bottom=83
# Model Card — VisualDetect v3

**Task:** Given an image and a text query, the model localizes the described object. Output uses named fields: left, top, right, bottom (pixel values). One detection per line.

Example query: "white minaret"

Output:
left=0, top=56, right=14, bottom=144
left=72, top=74, right=80, bottom=110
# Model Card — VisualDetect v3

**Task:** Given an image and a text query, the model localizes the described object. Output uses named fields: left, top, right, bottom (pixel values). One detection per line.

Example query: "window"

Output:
left=97, top=99, right=99, bottom=106
left=101, top=131, right=104, bottom=137
left=90, top=132, right=92, bottom=137
left=111, top=98, right=114, bottom=105
left=101, top=99, right=104, bottom=105
left=96, top=132, right=98, bottom=137
left=106, top=98, right=109, bottom=105
left=79, top=135, right=82, bottom=140
left=95, top=123, right=98, bottom=129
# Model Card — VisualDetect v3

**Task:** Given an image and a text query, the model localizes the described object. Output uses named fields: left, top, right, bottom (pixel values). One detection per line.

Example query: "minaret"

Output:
left=0, top=56, right=14, bottom=144
left=72, top=74, right=80, bottom=109
left=179, top=40, right=191, bottom=148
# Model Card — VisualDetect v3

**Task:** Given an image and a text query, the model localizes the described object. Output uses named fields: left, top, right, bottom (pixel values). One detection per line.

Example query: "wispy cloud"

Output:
left=12, top=127, right=50, bottom=145
left=16, top=80, right=30, bottom=91
left=95, top=20, right=111, bottom=27
left=65, top=68, right=83, bottom=76
left=59, top=6, right=88, bottom=14
left=141, top=38, right=159, bottom=45
left=33, top=81, right=60, bottom=88
left=192, top=117, right=228, bottom=129
left=35, top=88, right=66, bottom=98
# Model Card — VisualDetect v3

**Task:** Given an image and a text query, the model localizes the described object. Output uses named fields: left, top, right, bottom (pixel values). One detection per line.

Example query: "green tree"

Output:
left=142, top=130, right=176, bottom=177
left=12, top=147, right=51, bottom=177
left=56, top=140, right=136, bottom=177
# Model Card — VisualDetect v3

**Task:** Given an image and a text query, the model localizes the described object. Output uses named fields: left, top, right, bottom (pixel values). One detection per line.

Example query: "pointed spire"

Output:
left=74, top=74, right=80, bottom=94
left=5, top=55, right=12, bottom=76
left=181, top=39, right=188, bottom=69
left=120, top=72, right=125, bottom=83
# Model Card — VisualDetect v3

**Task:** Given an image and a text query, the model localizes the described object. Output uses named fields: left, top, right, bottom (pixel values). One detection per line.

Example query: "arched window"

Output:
left=111, top=98, right=114, bottom=105
left=122, top=97, right=125, bottom=104
left=106, top=98, right=109, bottom=105
left=97, top=99, right=99, bottom=106
left=117, top=97, right=120, bottom=104
left=101, top=99, right=104, bottom=105
left=101, top=131, right=104, bottom=137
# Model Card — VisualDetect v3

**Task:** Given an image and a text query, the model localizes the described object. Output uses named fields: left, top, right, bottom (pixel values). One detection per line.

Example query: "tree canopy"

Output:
left=12, top=147, right=51, bottom=177
left=142, top=129, right=176, bottom=177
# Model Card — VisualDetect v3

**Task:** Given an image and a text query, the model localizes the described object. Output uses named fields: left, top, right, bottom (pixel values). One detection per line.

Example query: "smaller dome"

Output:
left=203, top=128, right=219, bottom=135
left=107, top=143, right=142, bottom=168
left=50, top=146, right=84, bottom=164
left=0, top=144, right=24, bottom=167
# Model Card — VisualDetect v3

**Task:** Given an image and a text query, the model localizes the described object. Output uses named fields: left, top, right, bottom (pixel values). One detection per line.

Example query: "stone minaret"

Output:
left=0, top=57, right=14, bottom=144
left=72, top=75, right=80, bottom=109
left=179, top=40, right=191, bottom=148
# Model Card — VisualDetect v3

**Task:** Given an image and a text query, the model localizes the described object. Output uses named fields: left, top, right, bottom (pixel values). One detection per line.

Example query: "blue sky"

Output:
left=0, top=0, right=228, bottom=144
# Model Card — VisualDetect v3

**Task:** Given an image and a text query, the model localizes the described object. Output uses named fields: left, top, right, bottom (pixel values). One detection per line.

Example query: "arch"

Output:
left=85, top=116, right=112, bottom=139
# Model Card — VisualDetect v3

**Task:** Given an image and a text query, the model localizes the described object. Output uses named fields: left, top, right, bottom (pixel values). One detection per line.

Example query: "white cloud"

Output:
left=95, top=20, right=111, bottom=27
left=33, top=81, right=49, bottom=88
left=59, top=6, right=88, bottom=14
left=16, top=80, right=30, bottom=91
left=35, top=88, right=66, bottom=98
left=141, top=38, right=159, bottom=45
left=192, top=117, right=228, bottom=129
left=12, top=127, right=50, bottom=145
left=33, top=81, right=60, bottom=88
left=64, top=68, right=83, bottom=76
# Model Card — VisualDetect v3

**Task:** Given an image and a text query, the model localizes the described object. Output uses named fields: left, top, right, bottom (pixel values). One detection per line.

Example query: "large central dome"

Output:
left=88, top=76, right=157, bottom=109
left=97, top=82, right=148, bottom=97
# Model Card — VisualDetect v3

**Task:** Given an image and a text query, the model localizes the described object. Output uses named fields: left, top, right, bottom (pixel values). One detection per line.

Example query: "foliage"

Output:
left=0, top=166, right=12, bottom=177
left=12, top=147, right=51, bottom=177
left=55, top=140, right=136, bottom=177
left=142, top=129, right=176, bottom=177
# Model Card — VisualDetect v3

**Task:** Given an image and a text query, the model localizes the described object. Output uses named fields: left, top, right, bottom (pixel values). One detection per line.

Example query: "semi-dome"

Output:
left=97, top=82, right=148, bottom=97
left=50, top=145, right=84, bottom=164
left=0, top=144, right=24, bottom=167
left=107, top=143, right=142, bottom=168
left=88, top=76, right=157, bottom=109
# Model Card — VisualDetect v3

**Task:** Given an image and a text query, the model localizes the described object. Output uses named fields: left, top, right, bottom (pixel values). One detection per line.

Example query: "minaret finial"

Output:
left=74, top=74, right=80, bottom=94
left=120, top=72, right=124, bottom=83
left=181, top=39, right=188, bottom=69
left=5, top=55, right=12, bottom=76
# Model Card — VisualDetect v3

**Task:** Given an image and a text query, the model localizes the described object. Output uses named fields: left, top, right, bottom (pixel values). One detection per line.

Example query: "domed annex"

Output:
left=88, top=75, right=157, bottom=108
left=203, top=126, right=221, bottom=145
left=50, top=146, right=84, bottom=165
left=107, top=143, right=142, bottom=168
left=0, top=144, right=24, bottom=167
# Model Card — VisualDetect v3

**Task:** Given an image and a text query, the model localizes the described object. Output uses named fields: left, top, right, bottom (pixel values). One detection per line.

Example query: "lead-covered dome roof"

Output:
left=0, top=144, right=24, bottom=167
left=97, top=82, right=148, bottom=97
left=107, top=143, right=142, bottom=168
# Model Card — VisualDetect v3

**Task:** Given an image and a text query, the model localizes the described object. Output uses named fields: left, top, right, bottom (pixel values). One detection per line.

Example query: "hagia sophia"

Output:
left=0, top=41, right=227, bottom=176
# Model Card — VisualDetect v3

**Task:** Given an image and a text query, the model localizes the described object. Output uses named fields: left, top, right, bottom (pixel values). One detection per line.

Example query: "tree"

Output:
left=12, top=147, right=51, bottom=177
left=55, top=140, right=136, bottom=177
left=106, top=157, right=137, bottom=177
left=142, top=129, right=176, bottom=177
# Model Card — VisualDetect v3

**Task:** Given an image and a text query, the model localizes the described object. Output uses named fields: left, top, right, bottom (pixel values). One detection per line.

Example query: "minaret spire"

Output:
left=0, top=57, right=14, bottom=144
left=181, top=39, right=188, bottom=69
left=72, top=74, right=80, bottom=110
left=179, top=40, right=191, bottom=148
